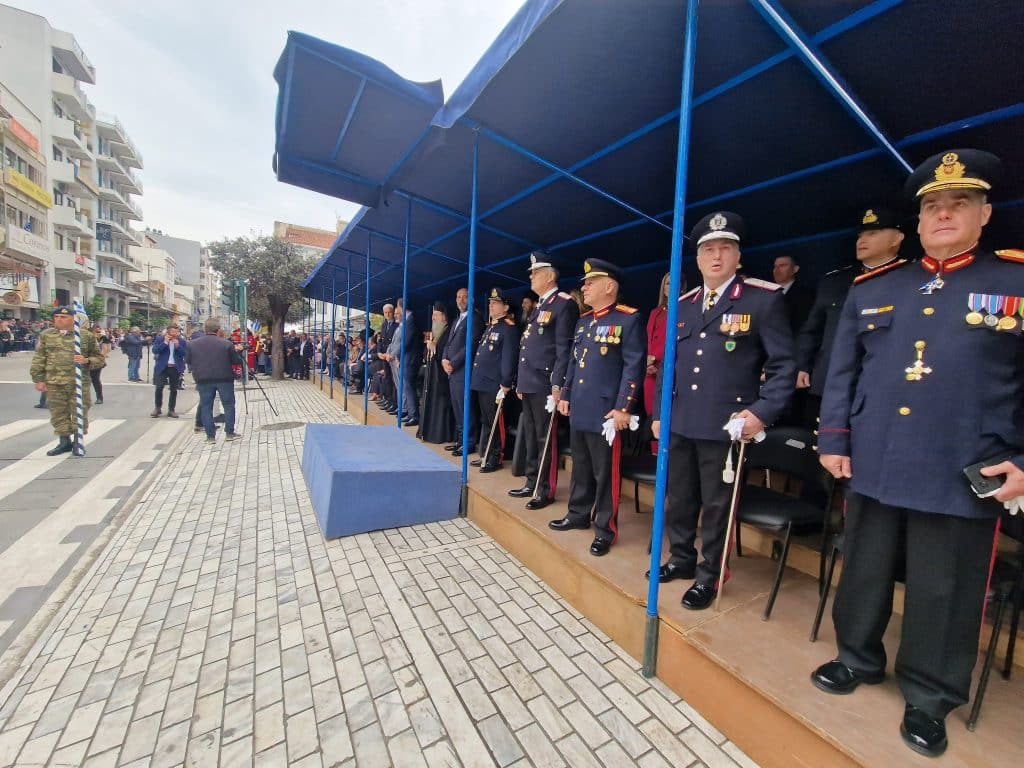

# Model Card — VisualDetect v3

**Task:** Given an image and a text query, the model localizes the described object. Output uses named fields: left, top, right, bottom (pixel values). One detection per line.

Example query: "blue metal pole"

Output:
left=345, top=259, right=352, bottom=412
left=644, top=0, right=700, bottom=679
left=750, top=0, right=911, bottom=173
left=397, top=199, right=412, bottom=428
left=460, top=131, right=479, bottom=517
left=329, top=271, right=336, bottom=401
left=320, top=284, right=327, bottom=389
left=364, top=240, right=371, bottom=423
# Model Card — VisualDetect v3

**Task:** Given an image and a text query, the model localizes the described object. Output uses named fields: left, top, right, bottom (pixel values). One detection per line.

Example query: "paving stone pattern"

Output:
left=0, top=381, right=759, bottom=767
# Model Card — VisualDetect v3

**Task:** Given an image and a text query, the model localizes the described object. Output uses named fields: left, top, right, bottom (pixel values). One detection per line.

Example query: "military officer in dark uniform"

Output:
left=510, top=252, right=580, bottom=509
left=550, top=259, right=645, bottom=556
left=470, top=288, right=521, bottom=472
left=796, top=207, right=905, bottom=426
left=651, top=211, right=796, bottom=608
left=812, top=150, right=1024, bottom=758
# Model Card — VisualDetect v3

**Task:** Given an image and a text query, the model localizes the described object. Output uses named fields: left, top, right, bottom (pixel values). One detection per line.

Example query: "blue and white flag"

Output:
left=246, top=319, right=262, bottom=334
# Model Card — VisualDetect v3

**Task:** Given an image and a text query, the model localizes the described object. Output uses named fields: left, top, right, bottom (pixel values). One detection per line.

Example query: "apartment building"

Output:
left=0, top=4, right=144, bottom=324
left=0, top=84, right=52, bottom=320
left=129, top=232, right=176, bottom=326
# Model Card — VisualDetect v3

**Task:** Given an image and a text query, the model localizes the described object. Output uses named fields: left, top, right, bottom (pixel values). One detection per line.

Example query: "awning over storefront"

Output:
left=277, top=0, right=1023, bottom=312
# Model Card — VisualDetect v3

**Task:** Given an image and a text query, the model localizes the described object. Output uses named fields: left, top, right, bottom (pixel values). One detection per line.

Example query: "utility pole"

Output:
left=146, top=263, right=152, bottom=329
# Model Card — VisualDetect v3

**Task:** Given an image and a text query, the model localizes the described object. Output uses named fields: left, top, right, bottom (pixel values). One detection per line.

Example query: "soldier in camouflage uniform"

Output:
left=30, top=307, right=105, bottom=456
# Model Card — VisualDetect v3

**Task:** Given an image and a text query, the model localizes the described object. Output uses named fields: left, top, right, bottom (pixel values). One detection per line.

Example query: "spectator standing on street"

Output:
left=90, top=325, right=110, bottom=404
left=123, top=326, right=144, bottom=382
left=151, top=325, right=187, bottom=418
left=0, top=320, right=12, bottom=356
left=187, top=319, right=242, bottom=444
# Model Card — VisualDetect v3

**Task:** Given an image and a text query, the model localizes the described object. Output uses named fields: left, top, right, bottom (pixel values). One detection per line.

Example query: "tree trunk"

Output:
left=269, top=295, right=290, bottom=381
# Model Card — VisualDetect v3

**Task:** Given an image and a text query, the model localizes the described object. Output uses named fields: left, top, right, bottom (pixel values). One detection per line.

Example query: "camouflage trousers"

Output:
left=46, top=383, right=91, bottom=437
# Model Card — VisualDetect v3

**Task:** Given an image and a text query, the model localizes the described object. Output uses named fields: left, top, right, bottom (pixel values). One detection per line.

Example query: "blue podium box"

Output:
left=301, top=424, right=461, bottom=538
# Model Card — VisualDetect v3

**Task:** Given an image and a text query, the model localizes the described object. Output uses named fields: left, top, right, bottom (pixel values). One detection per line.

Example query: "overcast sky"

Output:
left=22, top=0, right=524, bottom=245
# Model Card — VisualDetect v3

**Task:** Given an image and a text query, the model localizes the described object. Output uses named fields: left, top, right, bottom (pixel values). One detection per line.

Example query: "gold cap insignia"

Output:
left=583, top=261, right=592, bottom=274
left=862, top=209, right=878, bottom=225
left=709, top=213, right=727, bottom=231
left=529, top=254, right=538, bottom=266
left=934, top=152, right=966, bottom=184
left=490, top=288, right=499, bottom=298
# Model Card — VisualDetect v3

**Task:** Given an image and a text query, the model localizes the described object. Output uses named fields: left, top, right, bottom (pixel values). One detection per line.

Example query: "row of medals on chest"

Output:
left=964, top=291, right=1022, bottom=331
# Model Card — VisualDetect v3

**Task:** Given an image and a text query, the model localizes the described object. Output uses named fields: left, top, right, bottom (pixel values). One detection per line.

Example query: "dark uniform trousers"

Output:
left=477, top=394, right=506, bottom=466
left=665, top=435, right=731, bottom=583
left=566, top=431, right=621, bottom=542
left=835, top=492, right=996, bottom=717
left=449, top=376, right=478, bottom=447
left=520, top=392, right=557, bottom=499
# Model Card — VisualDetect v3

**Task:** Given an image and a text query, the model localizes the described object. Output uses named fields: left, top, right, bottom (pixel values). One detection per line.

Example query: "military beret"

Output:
left=487, top=287, right=511, bottom=303
left=857, top=207, right=902, bottom=232
left=691, top=211, right=746, bottom=247
left=581, top=258, right=623, bottom=283
left=52, top=306, right=74, bottom=316
left=905, top=149, right=1000, bottom=200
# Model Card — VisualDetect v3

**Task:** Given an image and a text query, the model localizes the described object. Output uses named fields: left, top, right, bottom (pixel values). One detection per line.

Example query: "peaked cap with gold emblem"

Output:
left=690, top=211, right=746, bottom=248
left=905, top=149, right=1000, bottom=200
left=857, top=206, right=902, bottom=232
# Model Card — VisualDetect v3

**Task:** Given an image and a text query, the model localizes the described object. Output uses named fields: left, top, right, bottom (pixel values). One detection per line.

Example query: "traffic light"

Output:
left=221, top=278, right=239, bottom=312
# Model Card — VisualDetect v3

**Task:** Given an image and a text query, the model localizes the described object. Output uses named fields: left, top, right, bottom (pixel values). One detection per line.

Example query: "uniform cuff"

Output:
left=817, top=429, right=851, bottom=457
left=615, top=381, right=638, bottom=412
left=1012, top=454, right=1024, bottom=473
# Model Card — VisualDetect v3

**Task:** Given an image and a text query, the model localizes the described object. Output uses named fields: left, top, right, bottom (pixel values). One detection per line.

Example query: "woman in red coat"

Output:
left=644, top=272, right=685, bottom=453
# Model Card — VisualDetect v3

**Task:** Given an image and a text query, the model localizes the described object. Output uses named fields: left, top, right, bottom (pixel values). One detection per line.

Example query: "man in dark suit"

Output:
left=284, top=330, right=300, bottom=378
left=550, top=259, right=645, bottom=556
left=652, top=211, right=795, bottom=609
left=299, top=333, right=314, bottom=379
left=795, top=208, right=904, bottom=426
left=511, top=253, right=580, bottom=509
left=812, top=149, right=1024, bottom=757
left=773, top=255, right=815, bottom=334
left=394, top=298, right=422, bottom=426
left=151, top=325, right=188, bottom=418
left=377, top=304, right=398, bottom=409
left=442, top=287, right=482, bottom=456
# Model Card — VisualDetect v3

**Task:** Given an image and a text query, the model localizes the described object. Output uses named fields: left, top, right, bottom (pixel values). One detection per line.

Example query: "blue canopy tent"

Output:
left=274, top=0, right=1024, bottom=673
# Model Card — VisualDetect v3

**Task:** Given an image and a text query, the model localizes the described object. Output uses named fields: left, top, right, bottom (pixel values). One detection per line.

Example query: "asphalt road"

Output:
left=0, top=347, right=196, bottom=664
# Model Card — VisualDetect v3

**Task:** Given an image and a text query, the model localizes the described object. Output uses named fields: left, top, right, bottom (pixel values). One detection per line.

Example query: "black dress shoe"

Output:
left=810, top=660, right=885, bottom=695
left=479, top=463, right=501, bottom=473
left=526, top=497, right=554, bottom=510
left=589, top=538, right=612, bottom=556
left=645, top=562, right=696, bottom=583
left=451, top=447, right=463, bottom=457
left=681, top=581, right=717, bottom=610
left=403, top=419, right=419, bottom=427
left=444, top=444, right=458, bottom=452
left=508, top=485, right=535, bottom=498
left=548, top=516, right=589, bottom=531
left=470, top=458, right=482, bottom=467
left=900, top=705, right=947, bottom=757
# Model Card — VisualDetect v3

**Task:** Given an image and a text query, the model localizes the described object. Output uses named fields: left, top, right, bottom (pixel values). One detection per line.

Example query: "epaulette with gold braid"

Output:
left=853, top=258, right=907, bottom=285
left=996, top=249, right=1024, bottom=264
left=614, top=303, right=638, bottom=314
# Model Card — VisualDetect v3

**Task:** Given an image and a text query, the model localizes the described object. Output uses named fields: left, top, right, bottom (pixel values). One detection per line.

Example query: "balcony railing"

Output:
left=95, top=111, right=142, bottom=167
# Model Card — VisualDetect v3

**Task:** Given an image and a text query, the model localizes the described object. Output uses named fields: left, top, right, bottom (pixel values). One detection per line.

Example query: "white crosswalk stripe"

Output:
left=0, top=419, right=124, bottom=504
left=0, top=419, right=48, bottom=443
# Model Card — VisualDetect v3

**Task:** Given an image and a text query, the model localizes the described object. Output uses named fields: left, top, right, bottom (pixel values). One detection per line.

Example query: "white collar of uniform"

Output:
left=538, top=287, right=557, bottom=303
left=702, top=274, right=736, bottom=301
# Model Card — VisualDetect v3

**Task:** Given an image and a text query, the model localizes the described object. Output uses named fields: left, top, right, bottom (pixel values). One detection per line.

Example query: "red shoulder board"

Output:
left=995, top=249, right=1024, bottom=264
left=557, top=292, right=573, bottom=300
left=853, top=258, right=908, bottom=285
left=580, top=310, right=594, bottom=318
left=614, top=303, right=638, bottom=315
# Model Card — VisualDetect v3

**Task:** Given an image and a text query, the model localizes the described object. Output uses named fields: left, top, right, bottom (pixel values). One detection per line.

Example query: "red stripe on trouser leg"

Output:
left=497, top=411, right=506, bottom=465
left=980, top=517, right=1002, bottom=642
left=609, top=432, right=622, bottom=544
left=547, top=416, right=558, bottom=500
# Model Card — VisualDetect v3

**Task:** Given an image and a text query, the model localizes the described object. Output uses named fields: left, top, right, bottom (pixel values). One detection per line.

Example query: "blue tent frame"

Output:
left=274, top=0, right=1024, bottom=675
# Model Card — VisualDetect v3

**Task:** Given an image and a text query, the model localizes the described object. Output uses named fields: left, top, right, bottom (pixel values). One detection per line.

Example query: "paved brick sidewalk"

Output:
left=0, top=380, right=759, bottom=767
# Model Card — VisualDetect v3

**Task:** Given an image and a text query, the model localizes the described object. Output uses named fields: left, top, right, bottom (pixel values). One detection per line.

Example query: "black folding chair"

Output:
left=735, top=427, right=835, bottom=621
left=620, top=454, right=657, bottom=516
left=968, top=511, right=1024, bottom=731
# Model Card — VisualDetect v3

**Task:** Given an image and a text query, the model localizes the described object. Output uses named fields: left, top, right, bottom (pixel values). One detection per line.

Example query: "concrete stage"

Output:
left=317, top=379, right=1024, bottom=768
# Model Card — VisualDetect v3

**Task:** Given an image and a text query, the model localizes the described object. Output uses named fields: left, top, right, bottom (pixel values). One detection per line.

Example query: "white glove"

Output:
left=629, top=414, right=640, bottom=431
left=1005, top=496, right=1024, bottom=516
left=601, top=418, right=617, bottom=446
left=723, top=416, right=766, bottom=443
left=495, top=388, right=506, bottom=404
left=545, top=395, right=556, bottom=413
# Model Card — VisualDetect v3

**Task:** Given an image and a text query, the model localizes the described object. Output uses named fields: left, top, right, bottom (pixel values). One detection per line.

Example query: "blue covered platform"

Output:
left=301, top=424, right=461, bottom=538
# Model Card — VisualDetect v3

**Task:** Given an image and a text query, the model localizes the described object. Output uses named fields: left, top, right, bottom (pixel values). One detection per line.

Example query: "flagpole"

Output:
left=72, top=298, right=87, bottom=456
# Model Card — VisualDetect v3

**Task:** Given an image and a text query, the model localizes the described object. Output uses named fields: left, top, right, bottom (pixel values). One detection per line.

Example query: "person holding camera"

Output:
left=151, top=325, right=187, bottom=418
